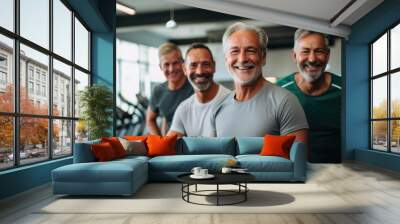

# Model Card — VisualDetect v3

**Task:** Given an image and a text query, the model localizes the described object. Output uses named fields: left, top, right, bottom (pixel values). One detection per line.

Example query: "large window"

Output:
left=116, top=39, right=163, bottom=110
left=0, top=0, right=91, bottom=170
left=370, top=22, right=400, bottom=154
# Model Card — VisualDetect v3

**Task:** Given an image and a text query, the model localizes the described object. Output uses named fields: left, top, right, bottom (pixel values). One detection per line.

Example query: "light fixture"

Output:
left=165, top=8, right=177, bottom=29
left=116, top=2, right=136, bottom=15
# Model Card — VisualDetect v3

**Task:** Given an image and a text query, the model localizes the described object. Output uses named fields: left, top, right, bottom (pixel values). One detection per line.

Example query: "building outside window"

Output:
left=370, top=22, right=400, bottom=154
left=0, top=0, right=91, bottom=170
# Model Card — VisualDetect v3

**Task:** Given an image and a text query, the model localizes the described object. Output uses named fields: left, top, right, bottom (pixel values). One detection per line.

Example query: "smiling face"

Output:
left=224, top=29, right=266, bottom=86
left=159, top=50, right=185, bottom=83
left=293, top=33, right=330, bottom=82
left=183, top=48, right=215, bottom=92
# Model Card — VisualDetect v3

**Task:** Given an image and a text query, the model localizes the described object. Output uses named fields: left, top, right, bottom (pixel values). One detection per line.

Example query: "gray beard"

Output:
left=229, top=68, right=263, bottom=86
left=188, top=78, right=212, bottom=92
left=297, top=63, right=325, bottom=82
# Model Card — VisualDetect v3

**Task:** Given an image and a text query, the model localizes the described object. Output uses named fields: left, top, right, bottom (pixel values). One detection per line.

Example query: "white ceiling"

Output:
left=117, top=0, right=384, bottom=44
left=227, top=0, right=352, bottom=22
left=119, top=0, right=188, bottom=13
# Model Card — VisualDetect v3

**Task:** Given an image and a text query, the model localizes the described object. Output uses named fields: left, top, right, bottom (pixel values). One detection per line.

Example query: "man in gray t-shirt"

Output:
left=213, top=22, right=309, bottom=141
left=214, top=82, right=307, bottom=137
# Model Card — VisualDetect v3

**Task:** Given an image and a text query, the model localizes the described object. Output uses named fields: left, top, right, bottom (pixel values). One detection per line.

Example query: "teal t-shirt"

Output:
left=277, top=73, right=341, bottom=163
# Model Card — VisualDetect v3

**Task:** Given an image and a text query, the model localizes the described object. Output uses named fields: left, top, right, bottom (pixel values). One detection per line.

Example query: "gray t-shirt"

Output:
left=212, top=81, right=309, bottom=137
left=170, top=84, right=230, bottom=137
left=149, top=80, right=194, bottom=127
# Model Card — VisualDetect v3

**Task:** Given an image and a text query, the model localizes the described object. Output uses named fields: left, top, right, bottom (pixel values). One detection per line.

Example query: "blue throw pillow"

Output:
left=179, top=137, right=235, bottom=155
left=236, top=137, right=264, bottom=155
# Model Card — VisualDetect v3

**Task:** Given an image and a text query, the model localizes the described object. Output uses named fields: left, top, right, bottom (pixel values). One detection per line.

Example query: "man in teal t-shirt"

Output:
left=277, top=29, right=341, bottom=163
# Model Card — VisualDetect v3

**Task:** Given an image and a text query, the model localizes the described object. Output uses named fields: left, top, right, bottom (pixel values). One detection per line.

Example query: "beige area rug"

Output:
left=38, top=183, right=361, bottom=214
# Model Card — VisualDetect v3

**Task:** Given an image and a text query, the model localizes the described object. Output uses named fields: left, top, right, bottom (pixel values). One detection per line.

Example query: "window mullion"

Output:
left=13, top=0, right=20, bottom=167
left=387, top=29, right=391, bottom=152
left=71, top=10, right=76, bottom=153
left=49, top=0, right=54, bottom=160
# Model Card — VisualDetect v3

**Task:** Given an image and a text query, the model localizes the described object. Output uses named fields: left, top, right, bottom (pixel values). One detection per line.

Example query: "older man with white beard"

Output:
left=212, top=22, right=309, bottom=143
left=277, top=29, right=341, bottom=163
left=167, top=43, right=230, bottom=137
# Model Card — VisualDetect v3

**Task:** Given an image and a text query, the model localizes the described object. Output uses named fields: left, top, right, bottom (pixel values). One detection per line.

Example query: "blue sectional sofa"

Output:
left=52, top=137, right=306, bottom=196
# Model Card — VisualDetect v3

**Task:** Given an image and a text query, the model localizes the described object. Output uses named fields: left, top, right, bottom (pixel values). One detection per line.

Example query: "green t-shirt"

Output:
left=149, top=80, right=194, bottom=128
left=277, top=73, right=341, bottom=163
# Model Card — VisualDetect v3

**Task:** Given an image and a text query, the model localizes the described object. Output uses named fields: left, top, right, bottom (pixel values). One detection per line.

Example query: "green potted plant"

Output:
left=79, top=84, right=113, bottom=140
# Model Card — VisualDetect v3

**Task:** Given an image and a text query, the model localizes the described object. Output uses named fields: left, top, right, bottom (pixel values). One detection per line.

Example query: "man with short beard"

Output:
left=212, top=22, right=309, bottom=143
left=167, top=43, right=230, bottom=137
left=277, top=29, right=341, bottom=163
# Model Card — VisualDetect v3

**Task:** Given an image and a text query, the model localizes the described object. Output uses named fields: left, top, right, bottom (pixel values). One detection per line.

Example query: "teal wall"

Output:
left=345, top=0, right=400, bottom=171
left=0, top=0, right=116, bottom=200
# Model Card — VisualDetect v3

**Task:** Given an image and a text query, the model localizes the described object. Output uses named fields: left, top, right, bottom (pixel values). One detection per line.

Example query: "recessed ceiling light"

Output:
left=116, top=2, right=136, bottom=15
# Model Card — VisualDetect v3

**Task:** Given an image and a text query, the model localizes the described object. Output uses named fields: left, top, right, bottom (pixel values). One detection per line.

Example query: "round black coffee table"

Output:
left=177, top=173, right=255, bottom=206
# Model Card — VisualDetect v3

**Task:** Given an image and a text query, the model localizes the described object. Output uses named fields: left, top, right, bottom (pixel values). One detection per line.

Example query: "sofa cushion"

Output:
left=260, top=135, right=296, bottom=159
left=148, top=154, right=235, bottom=172
left=91, top=142, right=118, bottom=161
left=146, top=135, right=177, bottom=157
left=236, top=137, right=263, bottom=155
left=119, top=138, right=147, bottom=156
left=178, top=137, right=235, bottom=155
left=73, top=139, right=101, bottom=163
left=236, top=155, right=293, bottom=172
left=101, top=137, right=127, bottom=158
left=52, top=160, right=146, bottom=183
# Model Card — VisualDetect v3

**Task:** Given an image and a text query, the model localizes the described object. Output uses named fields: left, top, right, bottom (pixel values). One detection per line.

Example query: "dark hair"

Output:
left=185, top=42, right=215, bottom=63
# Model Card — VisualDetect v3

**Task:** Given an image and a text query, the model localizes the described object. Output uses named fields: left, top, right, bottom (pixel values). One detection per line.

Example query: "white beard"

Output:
left=228, top=68, right=262, bottom=86
left=297, top=63, right=325, bottom=82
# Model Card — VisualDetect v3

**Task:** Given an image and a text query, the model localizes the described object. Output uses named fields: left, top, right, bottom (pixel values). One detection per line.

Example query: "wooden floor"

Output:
left=1, top=162, right=400, bottom=224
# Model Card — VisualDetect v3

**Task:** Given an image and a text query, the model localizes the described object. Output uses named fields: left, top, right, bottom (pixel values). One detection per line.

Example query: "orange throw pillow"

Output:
left=124, top=135, right=148, bottom=142
left=91, top=142, right=117, bottom=162
left=146, top=135, right=177, bottom=157
left=259, top=135, right=296, bottom=159
left=101, top=137, right=127, bottom=158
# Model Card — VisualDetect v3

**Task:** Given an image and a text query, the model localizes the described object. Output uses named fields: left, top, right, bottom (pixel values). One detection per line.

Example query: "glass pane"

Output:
left=0, top=35, right=14, bottom=112
left=372, top=77, right=387, bottom=119
left=391, top=120, right=400, bottom=153
left=74, top=69, right=89, bottom=118
left=0, top=116, right=14, bottom=170
left=0, top=0, right=14, bottom=31
left=116, top=39, right=138, bottom=62
left=74, top=18, right=89, bottom=70
left=372, top=121, right=388, bottom=151
left=75, top=120, right=88, bottom=143
left=20, top=0, right=49, bottom=49
left=148, top=47, right=159, bottom=65
left=53, top=0, right=72, bottom=60
left=53, top=119, right=72, bottom=158
left=372, top=33, right=387, bottom=76
left=391, top=72, right=400, bottom=118
left=20, top=44, right=49, bottom=115
left=53, top=59, right=72, bottom=117
left=391, top=24, right=400, bottom=70
left=20, top=117, right=49, bottom=165
left=139, top=45, right=148, bottom=62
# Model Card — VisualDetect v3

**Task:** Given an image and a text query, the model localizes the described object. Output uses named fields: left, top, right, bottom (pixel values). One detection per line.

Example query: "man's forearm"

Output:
left=147, top=120, right=161, bottom=135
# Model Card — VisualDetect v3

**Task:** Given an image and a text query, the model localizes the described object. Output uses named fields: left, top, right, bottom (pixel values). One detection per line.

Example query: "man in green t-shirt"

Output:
left=277, top=29, right=341, bottom=163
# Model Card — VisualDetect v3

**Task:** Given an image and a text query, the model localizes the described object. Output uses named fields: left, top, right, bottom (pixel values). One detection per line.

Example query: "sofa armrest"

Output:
left=289, top=142, right=307, bottom=181
left=73, top=140, right=100, bottom=163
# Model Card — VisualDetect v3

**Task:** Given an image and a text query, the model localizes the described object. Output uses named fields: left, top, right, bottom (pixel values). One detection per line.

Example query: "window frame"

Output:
left=0, top=0, right=92, bottom=171
left=370, top=19, right=400, bottom=154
